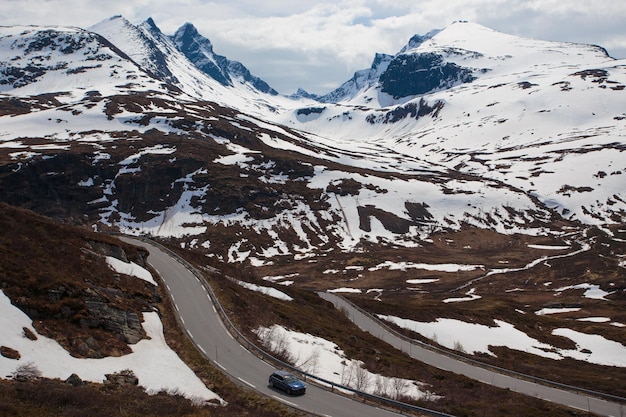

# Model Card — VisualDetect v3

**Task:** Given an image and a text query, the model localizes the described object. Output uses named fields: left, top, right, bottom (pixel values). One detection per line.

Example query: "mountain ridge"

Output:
left=0, top=17, right=623, bottom=258
left=172, top=22, right=278, bottom=95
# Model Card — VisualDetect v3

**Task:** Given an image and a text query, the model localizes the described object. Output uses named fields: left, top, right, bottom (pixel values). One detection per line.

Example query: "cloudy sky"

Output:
left=2, top=0, right=625, bottom=94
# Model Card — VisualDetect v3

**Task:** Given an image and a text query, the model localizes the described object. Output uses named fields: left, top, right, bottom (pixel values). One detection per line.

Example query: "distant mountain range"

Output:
left=0, top=16, right=624, bottom=261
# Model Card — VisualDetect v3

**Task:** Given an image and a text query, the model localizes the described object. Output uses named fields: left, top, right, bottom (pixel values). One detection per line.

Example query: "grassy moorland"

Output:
left=172, top=241, right=599, bottom=417
left=217, top=223, right=626, bottom=400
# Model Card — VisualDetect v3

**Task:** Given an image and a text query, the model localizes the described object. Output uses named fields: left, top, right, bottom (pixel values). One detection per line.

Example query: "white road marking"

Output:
left=272, top=396, right=298, bottom=408
left=238, top=377, right=255, bottom=389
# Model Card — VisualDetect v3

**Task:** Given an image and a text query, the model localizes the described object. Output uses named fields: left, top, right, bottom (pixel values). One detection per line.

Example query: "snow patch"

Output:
left=0, top=291, right=223, bottom=405
left=378, top=314, right=626, bottom=366
left=254, top=324, right=435, bottom=400
left=105, top=256, right=157, bottom=286
left=234, top=279, right=293, bottom=301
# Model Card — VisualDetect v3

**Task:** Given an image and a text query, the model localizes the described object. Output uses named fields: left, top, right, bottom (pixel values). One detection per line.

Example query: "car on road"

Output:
left=268, top=370, right=306, bottom=395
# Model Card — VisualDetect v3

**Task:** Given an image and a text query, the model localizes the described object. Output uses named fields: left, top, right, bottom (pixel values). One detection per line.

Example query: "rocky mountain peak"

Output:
left=0, top=17, right=624, bottom=261
left=142, top=17, right=161, bottom=34
left=288, top=87, right=320, bottom=100
left=90, top=15, right=178, bottom=84
left=171, top=22, right=278, bottom=95
left=399, top=28, right=441, bottom=53
left=171, top=22, right=230, bottom=86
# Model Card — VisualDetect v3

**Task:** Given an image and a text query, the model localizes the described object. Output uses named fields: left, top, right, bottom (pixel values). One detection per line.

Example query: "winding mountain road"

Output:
left=123, top=236, right=624, bottom=417
left=121, top=237, right=409, bottom=417
left=319, top=292, right=625, bottom=417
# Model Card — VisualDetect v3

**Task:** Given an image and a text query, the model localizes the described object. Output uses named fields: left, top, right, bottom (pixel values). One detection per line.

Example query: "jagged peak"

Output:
left=141, top=17, right=163, bottom=36
left=91, top=14, right=133, bottom=31
left=178, top=22, right=198, bottom=35
left=171, top=21, right=277, bottom=95
left=173, top=22, right=214, bottom=51
left=370, top=53, right=393, bottom=69
left=288, top=88, right=319, bottom=100
left=400, top=29, right=441, bottom=53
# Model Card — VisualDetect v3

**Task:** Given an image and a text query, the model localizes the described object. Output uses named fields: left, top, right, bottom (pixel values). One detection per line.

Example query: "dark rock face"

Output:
left=172, top=23, right=278, bottom=95
left=104, top=369, right=138, bottom=386
left=405, top=202, right=435, bottom=224
left=0, top=346, right=21, bottom=360
left=172, top=23, right=231, bottom=87
left=357, top=201, right=435, bottom=234
left=0, top=151, right=104, bottom=223
left=358, top=205, right=413, bottom=234
left=380, top=52, right=476, bottom=98
left=83, top=301, right=144, bottom=345
left=0, top=203, right=159, bottom=358
left=366, top=98, right=444, bottom=124
left=296, top=107, right=325, bottom=116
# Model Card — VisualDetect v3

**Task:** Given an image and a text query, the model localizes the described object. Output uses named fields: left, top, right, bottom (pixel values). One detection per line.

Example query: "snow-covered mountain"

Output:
left=316, top=29, right=442, bottom=104
left=311, top=22, right=613, bottom=107
left=317, top=52, right=394, bottom=103
left=89, top=16, right=291, bottom=116
left=172, top=22, right=278, bottom=95
left=0, top=24, right=166, bottom=96
left=281, top=21, right=626, bottom=229
left=0, top=18, right=624, bottom=263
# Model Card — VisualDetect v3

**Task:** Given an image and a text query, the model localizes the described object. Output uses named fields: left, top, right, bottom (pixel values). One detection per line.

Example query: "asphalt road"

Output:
left=122, top=236, right=624, bottom=417
left=121, top=237, right=409, bottom=417
left=319, top=292, right=625, bottom=417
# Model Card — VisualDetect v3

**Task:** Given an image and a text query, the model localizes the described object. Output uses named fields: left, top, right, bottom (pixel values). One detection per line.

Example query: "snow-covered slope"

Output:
left=89, top=16, right=293, bottom=117
left=280, top=21, right=626, bottom=227
left=0, top=19, right=624, bottom=261
left=0, top=24, right=165, bottom=98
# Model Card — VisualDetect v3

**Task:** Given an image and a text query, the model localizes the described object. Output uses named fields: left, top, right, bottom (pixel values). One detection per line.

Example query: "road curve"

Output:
left=121, top=237, right=409, bottom=417
left=319, top=292, right=625, bottom=417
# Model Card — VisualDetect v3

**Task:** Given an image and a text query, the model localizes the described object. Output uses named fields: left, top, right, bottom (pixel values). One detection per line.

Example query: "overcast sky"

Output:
left=2, top=0, right=625, bottom=95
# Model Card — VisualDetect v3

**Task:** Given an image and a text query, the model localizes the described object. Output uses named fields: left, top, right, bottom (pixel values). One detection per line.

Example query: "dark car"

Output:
left=268, top=370, right=306, bottom=395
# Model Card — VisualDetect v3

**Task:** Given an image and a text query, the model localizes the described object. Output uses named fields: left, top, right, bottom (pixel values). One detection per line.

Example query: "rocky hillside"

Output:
left=4, top=21, right=620, bottom=263
left=0, top=203, right=157, bottom=358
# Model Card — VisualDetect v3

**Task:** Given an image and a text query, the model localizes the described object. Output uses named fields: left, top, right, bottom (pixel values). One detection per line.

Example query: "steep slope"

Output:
left=283, top=21, right=626, bottom=228
left=317, top=28, right=441, bottom=103
left=317, top=53, right=394, bottom=103
left=89, top=16, right=290, bottom=116
left=172, top=22, right=278, bottom=95
left=0, top=202, right=156, bottom=358
left=0, top=24, right=167, bottom=97
left=0, top=22, right=570, bottom=264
